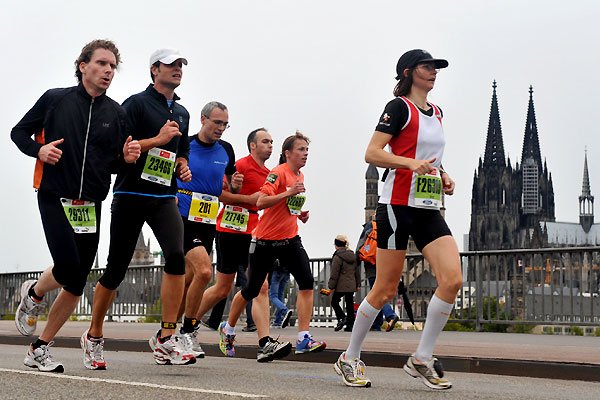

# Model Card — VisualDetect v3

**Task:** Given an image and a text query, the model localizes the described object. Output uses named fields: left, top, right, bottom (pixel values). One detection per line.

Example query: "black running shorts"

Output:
left=376, top=203, right=452, bottom=251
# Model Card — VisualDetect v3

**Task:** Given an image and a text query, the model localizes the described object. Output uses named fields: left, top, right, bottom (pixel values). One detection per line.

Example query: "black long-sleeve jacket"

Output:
left=11, top=84, right=127, bottom=202
left=112, top=84, right=190, bottom=196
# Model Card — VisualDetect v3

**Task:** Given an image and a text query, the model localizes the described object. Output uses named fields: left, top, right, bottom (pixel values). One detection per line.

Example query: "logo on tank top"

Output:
left=379, top=113, right=391, bottom=127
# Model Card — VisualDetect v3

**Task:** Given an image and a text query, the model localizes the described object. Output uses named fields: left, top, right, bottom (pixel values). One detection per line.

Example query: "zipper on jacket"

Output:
left=78, top=97, right=94, bottom=199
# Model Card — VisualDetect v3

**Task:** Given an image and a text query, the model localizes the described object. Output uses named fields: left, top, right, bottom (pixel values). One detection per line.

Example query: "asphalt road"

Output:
left=0, top=344, right=598, bottom=400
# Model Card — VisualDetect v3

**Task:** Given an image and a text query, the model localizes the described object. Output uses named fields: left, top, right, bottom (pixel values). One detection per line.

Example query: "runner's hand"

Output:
left=156, top=120, right=181, bottom=145
left=176, top=157, right=191, bottom=182
left=38, top=138, right=64, bottom=165
left=410, top=157, right=436, bottom=175
left=442, top=172, right=455, bottom=195
left=231, top=171, right=243, bottom=192
left=287, top=181, right=305, bottom=196
left=123, top=136, right=141, bottom=163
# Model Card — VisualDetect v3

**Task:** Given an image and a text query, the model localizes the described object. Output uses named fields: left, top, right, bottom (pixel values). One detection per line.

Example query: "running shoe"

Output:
left=242, top=324, right=257, bottom=332
left=178, top=329, right=205, bottom=359
left=15, top=280, right=46, bottom=336
left=80, top=329, right=106, bottom=370
left=24, top=342, right=64, bottom=373
left=281, top=309, right=293, bottom=329
left=218, top=322, right=236, bottom=357
left=295, top=334, right=326, bottom=354
left=333, top=352, right=371, bottom=387
left=256, top=338, right=292, bottom=363
left=149, top=332, right=196, bottom=365
left=403, top=355, right=452, bottom=390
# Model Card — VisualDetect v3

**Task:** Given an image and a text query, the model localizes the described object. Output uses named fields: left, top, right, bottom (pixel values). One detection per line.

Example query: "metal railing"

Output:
left=1, top=247, right=599, bottom=330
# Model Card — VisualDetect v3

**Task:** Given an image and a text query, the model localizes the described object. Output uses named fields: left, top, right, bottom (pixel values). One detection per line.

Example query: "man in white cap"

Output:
left=80, top=48, right=197, bottom=369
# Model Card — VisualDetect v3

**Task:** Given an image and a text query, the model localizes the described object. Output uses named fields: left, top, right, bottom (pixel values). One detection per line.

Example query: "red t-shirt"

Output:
left=216, top=155, right=270, bottom=234
left=255, top=163, right=305, bottom=240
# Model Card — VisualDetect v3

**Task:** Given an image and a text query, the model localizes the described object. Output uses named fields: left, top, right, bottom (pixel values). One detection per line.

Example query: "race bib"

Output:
left=141, top=148, right=175, bottom=186
left=188, top=193, right=219, bottom=224
left=414, top=169, right=442, bottom=208
left=61, top=198, right=96, bottom=233
left=286, top=193, right=306, bottom=215
left=219, top=205, right=250, bottom=232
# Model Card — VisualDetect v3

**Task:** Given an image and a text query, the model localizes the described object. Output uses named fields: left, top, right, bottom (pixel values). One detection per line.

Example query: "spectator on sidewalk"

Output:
left=329, top=235, right=360, bottom=332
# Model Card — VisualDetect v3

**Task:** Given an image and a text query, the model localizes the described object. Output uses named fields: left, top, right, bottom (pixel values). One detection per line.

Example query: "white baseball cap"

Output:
left=149, top=48, right=188, bottom=67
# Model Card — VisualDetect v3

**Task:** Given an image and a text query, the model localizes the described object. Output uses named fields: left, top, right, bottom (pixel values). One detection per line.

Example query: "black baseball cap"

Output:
left=395, top=49, right=448, bottom=80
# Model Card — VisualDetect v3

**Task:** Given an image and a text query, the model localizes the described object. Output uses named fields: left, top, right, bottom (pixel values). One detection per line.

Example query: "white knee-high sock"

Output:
left=415, top=294, right=454, bottom=362
left=346, top=299, right=379, bottom=359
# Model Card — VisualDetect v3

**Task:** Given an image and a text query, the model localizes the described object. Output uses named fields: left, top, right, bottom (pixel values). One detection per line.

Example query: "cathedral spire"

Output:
left=579, top=149, right=594, bottom=233
left=581, top=148, right=591, bottom=197
left=483, top=80, right=506, bottom=168
left=521, top=85, right=543, bottom=170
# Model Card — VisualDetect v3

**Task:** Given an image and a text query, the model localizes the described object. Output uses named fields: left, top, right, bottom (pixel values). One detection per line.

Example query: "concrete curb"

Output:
left=2, top=334, right=598, bottom=382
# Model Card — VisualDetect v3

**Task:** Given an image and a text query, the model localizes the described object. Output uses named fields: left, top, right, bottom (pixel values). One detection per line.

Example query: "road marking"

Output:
left=0, top=367, right=267, bottom=398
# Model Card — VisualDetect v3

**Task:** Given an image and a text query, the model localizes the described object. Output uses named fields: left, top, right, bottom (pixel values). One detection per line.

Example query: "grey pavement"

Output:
left=0, top=320, right=599, bottom=382
left=1, top=344, right=599, bottom=400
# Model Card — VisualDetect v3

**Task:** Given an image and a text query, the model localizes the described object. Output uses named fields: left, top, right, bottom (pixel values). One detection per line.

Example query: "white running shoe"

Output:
left=150, top=332, right=196, bottom=365
left=334, top=352, right=371, bottom=387
left=80, top=329, right=107, bottom=370
left=24, top=342, right=64, bottom=373
left=15, top=280, right=45, bottom=336
left=177, top=330, right=205, bottom=359
left=404, top=355, right=452, bottom=390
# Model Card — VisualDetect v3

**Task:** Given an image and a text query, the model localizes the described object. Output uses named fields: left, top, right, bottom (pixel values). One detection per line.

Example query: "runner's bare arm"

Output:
left=256, top=181, right=304, bottom=210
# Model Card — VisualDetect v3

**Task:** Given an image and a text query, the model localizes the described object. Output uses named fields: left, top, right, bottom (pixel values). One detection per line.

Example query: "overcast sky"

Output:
left=1, top=0, right=599, bottom=273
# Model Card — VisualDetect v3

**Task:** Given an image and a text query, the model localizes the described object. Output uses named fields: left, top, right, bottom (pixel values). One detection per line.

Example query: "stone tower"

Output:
left=365, top=164, right=379, bottom=223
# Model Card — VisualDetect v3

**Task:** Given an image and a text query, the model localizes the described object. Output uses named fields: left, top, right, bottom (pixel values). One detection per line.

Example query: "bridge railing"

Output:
left=1, top=247, right=599, bottom=329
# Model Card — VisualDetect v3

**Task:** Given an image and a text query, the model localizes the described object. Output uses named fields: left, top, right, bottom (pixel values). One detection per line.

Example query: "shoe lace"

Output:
left=226, top=334, right=235, bottom=349
left=181, top=333, right=193, bottom=348
left=89, top=339, right=104, bottom=360
left=351, top=358, right=367, bottom=379
left=25, top=297, right=46, bottom=315
left=36, top=342, right=55, bottom=364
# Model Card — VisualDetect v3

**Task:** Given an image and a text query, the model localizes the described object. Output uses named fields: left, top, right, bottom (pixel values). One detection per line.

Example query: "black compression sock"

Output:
left=182, top=316, right=197, bottom=333
left=28, top=285, right=43, bottom=302
left=32, top=339, right=49, bottom=349
left=259, top=336, right=271, bottom=347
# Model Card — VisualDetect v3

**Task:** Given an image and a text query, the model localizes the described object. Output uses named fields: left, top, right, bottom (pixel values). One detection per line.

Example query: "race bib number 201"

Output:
left=141, top=148, right=175, bottom=186
left=61, top=198, right=96, bottom=233
left=188, top=193, right=219, bottom=224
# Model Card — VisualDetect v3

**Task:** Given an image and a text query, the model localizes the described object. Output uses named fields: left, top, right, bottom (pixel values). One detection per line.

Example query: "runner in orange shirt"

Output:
left=219, top=131, right=326, bottom=357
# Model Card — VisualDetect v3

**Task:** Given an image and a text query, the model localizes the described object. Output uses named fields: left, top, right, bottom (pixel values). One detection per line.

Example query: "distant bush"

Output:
left=444, top=322, right=474, bottom=332
left=139, top=299, right=161, bottom=323
left=448, top=297, right=509, bottom=332
left=1, top=314, right=15, bottom=321
left=570, top=326, right=584, bottom=336
left=509, top=324, right=534, bottom=334
left=595, top=327, right=600, bottom=337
